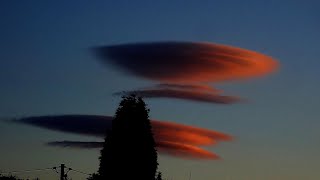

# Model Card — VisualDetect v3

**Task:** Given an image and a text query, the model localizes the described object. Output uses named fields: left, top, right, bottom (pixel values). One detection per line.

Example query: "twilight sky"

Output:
left=0, top=1, right=320, bottom=180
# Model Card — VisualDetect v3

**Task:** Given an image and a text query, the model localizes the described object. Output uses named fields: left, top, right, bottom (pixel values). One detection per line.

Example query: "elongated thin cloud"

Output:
left=15, top=115, right=232, bottom=144
left=13, top=115, right=232, bottom=159
left=115, top=88, right=241, bottom=104
left=153, top=129, right=216, bottom=146
left=93, top=41, right=278, bottom=83
left=47, top=140, right=218, bottom=159
left=152, top=120, right=233, bottom=141
left=14, top=115, right=111, bottom=137
left=157, top=141, right=219, bottom=160
left=47, top=141, right=104, bottom=149
left=154, top=83, right=220, bottom=93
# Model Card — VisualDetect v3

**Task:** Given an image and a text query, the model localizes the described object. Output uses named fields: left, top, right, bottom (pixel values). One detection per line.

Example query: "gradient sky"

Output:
left=1, top=1, right=320, bottom=180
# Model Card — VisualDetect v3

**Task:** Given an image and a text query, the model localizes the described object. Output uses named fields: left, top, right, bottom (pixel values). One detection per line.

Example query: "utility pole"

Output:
left=60, top=164, right=65, bottom=180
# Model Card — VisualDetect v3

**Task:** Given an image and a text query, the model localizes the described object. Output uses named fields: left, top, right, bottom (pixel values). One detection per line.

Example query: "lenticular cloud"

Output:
left=115, top=88, right=241, bottom=104
left=9, top=42, right=278, bottom=160
left=93, top=42, right=277, bottom=83
left=155, top=83, right=220, bottom=93
left=14, top=115, right=231, bottom=160
left=93, top=41, right=278, bottom=104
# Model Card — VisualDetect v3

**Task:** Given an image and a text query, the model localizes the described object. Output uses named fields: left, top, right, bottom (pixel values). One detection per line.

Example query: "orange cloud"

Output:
left=47, top=140, right=219, bottom=160
left=156, top=141, right=219, bottom=160
left=15, top=115, right=232, bottom=160
left=152, top=120, right=233, bottom=142
left=93, top=41, right=278, bottom=83
left=93, top=41, right=278, bottom=104
left=153, top=127, right=216, bottom=146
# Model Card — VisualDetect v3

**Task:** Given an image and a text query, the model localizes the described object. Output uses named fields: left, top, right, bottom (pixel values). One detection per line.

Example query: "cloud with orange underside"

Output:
left=10, top=42, right=279, bottom=160
left=14, top=115, right=231, bottom=160
left=93, top=41, right=278, bottom=104
left=152, top=120, right=233, bottom=142
left=46, top=140, right=219, bottom=160
left=93, top=41, right=278, bottom=83
left=156, top=141, right=219, bottom=160
left=153, top=129, right=216, bottom=146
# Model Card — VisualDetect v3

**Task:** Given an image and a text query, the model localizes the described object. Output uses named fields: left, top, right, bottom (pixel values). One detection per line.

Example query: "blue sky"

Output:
left=0, top=1, right=320, bottom=179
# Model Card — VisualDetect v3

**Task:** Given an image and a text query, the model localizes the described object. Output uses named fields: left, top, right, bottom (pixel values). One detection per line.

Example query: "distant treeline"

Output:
left=0, top=174, right=39, bottom=180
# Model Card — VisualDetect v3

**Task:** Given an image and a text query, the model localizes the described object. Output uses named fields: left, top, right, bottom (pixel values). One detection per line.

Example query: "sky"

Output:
left=0, top=1, right=320, bottom=179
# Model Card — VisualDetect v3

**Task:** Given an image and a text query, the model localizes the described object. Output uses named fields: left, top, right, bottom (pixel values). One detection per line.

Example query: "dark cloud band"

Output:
left=115, top=88, right=241, bottom=104
left=47, top=140, right=219, bottom=160
left=93, top=41, right=278, bottom=83
left=154, top=83, right=220, bottom=93
left=13, top=115, right=232, bottom=159
left=47, top=141, right=104, bottom=149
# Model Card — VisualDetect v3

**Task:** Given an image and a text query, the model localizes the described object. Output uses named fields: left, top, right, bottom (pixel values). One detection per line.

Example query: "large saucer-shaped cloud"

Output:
left=93, top=41, right=278, bottom=83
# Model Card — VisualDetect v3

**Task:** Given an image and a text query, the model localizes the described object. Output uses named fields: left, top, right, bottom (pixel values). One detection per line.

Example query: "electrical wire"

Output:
left=69, top=168, right=91, bottom=176
left=2, top=167, right=55, bottom=174
left=1, top=165, right=92, bottom=179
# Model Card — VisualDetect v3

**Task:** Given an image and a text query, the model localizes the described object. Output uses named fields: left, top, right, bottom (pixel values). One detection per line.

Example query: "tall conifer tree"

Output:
left=98, top=95, right=158, bottom=180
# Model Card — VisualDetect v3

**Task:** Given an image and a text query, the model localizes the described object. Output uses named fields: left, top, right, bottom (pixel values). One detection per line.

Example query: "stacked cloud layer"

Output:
left=11, top=42, right=278, bottom=160
left=93, top=41, right=278, bottom=104
left=14, top=115, right=232, bottom=159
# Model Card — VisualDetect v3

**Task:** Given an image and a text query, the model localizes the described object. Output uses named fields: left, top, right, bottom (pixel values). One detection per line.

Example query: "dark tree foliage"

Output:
left=155, top=172, right=163, bottom=180
left=97, top=95, right=158, bottom=180
left=87, top=173, right=99, bottom=180
left=0, top=174, right=40, bottom=180
left=0, top=174, right=23, bottom=180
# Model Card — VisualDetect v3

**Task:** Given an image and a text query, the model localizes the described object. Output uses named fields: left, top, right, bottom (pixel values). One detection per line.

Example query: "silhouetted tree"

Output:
left=97, top=95, right=158, bottom=180
left=155, top=172, right=163, bottom=180
left=0, top=174, right=41, bottom=180
left=0, top=174, right=23, bottom=180
left=86, top=173, right=99, bottom=180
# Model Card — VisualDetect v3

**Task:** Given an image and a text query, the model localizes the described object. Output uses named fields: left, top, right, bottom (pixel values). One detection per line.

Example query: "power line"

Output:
left=2, top=167, right=54, bottom=174
left=69, top=168, right=91, bottom=176
left=1, top=164, right=92, bottom=180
